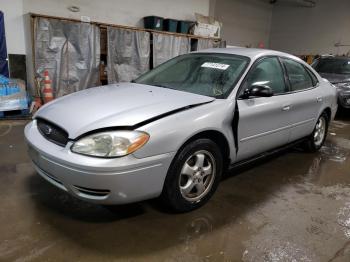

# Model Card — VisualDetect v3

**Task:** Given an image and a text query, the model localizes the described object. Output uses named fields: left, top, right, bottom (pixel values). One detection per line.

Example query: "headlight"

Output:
left=71, top=131, right=149, bottom=158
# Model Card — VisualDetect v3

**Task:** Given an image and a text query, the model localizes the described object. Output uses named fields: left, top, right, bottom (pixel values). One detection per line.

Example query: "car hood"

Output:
left=319, top=73, right=350, bottom=84
left=35, top=83, right=215, bottom=138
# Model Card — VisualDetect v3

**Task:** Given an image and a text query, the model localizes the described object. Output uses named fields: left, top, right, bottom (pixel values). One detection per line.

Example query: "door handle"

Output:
left=316, top=97, right=323, bottom=103
left=282, top=105, right=291, bottom=111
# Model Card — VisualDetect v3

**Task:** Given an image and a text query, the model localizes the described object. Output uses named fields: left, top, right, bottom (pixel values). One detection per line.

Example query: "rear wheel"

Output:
left=303, top=112, right=329, bottom=152
left=161, top=139, right=223, bottom=212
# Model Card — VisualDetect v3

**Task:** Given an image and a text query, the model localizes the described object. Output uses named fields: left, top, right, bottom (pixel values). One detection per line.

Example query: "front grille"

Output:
left=37, top=118, right=69, bottom=147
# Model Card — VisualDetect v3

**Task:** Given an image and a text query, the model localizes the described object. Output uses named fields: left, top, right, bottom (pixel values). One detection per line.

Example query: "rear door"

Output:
left=280, top=58, right=321, bottom=142
left=236, top=56, right=292, bottom=161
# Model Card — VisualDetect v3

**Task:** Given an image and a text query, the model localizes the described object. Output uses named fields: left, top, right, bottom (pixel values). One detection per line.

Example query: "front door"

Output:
left=236, top=57, right=292, bottom=161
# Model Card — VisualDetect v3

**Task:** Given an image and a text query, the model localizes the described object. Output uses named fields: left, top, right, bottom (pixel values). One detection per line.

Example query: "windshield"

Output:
left=313, top=58, right=350, bottom=75
left=134, top=53, right=249, bottom=98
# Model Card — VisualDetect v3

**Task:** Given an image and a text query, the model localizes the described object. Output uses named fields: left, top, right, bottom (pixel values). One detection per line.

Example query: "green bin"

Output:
left=163, top=19, right=178, bottom=32
left=144, top=16, right=163, bottom=30
left=177, top=21, right=193, bottom=34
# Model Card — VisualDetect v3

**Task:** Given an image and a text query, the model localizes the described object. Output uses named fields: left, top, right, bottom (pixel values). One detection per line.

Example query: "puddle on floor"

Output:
left=241, top=119, right=350, bottom=262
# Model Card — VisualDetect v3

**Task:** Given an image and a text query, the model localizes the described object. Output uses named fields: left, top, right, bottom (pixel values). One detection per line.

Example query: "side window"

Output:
left=305, top=67, right=319, bottom=86
left=282, top=58, right=313, bottom=91
left=244, top=57, right=287, bottom=95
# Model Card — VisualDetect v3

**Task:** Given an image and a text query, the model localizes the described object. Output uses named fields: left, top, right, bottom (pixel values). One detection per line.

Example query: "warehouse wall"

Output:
left=0, top=0, right=210, bottom=55
left=211, top=0, right=273, bottom=48
left=0, top=0, right=26, bottom=54
left=270, top=0, right=350, bottom=55
left=0, top=0, right=210, bottom=89
left=23, top=0, right=209, bottom=26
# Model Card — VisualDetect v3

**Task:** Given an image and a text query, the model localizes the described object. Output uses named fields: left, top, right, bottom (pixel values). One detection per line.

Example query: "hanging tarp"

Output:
left=107, top=27, right=150, bottom=83
left=153, top=33, right=190, bottom=67
left=34, top=17, right=100, bottom=97
left=0, top=11, right=9, bottom=77
left=197, top=38, right=215, bottom=50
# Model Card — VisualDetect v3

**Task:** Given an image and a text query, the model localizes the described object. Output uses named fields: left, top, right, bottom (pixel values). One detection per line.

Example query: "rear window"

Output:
left=282, top=58, right=313, bottom=91
left=313, top=58, right=350, bottom=75
left=305, top=67, right=319, bottom=86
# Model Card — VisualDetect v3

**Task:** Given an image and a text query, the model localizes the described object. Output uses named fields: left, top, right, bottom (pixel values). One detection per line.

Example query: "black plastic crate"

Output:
left=163, top=19, right=178, bottom=32
left=144, top=16, right=163, bottom=31
left=177, top=21, right=193, bottom=34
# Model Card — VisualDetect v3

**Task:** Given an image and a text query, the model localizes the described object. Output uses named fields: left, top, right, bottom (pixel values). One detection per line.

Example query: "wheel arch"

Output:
left=322, top=107, right=332, bottom=122
left=177, top=130, right=231, bottom=170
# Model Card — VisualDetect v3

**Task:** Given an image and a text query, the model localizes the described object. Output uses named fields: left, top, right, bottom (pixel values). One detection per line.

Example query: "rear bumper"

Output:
left=25, top=121, right=175, bottom=205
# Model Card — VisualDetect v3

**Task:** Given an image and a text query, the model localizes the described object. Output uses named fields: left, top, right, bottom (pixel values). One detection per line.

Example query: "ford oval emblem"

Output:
left=43, top=125, right=53, bottom=135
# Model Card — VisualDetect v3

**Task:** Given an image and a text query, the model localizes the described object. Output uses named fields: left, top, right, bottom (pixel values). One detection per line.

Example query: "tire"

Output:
left=303, top=112, right=329, bottom=152
left=161, top=138, right=223, bottom=213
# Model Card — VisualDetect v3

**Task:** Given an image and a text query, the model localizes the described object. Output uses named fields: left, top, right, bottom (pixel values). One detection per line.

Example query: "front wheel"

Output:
left=303, top=112, right=329, bottom=152
left=161, top=139, right=223, bottom=213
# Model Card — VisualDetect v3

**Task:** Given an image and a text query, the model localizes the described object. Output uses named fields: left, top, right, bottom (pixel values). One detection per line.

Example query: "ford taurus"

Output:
left=25, top=48, right=337, bottom=212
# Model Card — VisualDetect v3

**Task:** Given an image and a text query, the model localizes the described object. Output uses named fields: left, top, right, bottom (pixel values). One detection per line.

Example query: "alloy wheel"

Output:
left=314, top=116, right=326, bottom=146
left=179, top=150, right=216, bottom=202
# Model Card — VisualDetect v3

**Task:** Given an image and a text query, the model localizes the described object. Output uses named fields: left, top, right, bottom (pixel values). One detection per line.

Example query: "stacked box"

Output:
left=0, top=75, right=28, bottom=111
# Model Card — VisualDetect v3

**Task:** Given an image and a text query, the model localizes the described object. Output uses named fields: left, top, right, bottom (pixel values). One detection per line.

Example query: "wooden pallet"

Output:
left=0, top=109, right=31, bottom=120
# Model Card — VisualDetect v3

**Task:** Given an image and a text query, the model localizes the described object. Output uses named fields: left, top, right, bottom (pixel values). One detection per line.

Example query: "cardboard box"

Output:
left=193, top=22, right=220, bottom=38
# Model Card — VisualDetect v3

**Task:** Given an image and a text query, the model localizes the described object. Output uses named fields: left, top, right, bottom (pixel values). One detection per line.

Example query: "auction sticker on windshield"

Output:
left=201, top=62, right=230, bottom=70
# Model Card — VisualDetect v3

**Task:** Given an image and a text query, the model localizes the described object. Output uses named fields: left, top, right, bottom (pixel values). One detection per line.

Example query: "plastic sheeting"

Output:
left=0, top=11, right=9, bottom=77
left=34, top=17, right=100, bottom=97
left=153, top=33, right=190, bottom=67
left=107, top=27, right=150, bottom=83
left=197, top=38, right=215, bottom=50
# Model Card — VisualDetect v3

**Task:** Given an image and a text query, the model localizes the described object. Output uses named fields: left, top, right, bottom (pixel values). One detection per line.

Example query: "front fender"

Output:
left=133, top=100, right=236, bottom=161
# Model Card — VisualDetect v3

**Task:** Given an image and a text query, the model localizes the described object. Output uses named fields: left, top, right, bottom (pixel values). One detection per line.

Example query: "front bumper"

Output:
left=25, top=121, right=175, bottom=205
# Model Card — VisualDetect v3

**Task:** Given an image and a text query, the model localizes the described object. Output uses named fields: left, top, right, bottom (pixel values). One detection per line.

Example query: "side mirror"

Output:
left=240, top=85, right=274, bottom=99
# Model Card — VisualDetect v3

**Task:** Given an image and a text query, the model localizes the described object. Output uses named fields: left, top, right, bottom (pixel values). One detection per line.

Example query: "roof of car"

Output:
left=318, top=55, right=350, bottom=60
left=195, top=47, right=300, bottom=62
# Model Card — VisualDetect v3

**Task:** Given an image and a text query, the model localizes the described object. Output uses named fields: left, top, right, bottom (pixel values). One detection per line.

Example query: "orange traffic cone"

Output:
left=29, top=96, right=42, bottom=114
left=42, top=70, right=54, bottom=104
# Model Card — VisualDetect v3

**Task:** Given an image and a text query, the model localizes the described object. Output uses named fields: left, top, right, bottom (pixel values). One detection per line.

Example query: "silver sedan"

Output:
left=25, top=48, right=337, bottom=212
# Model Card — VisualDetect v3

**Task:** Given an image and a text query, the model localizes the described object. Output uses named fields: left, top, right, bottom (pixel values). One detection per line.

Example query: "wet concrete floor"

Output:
left=1, top=114, right=350, bottom=261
